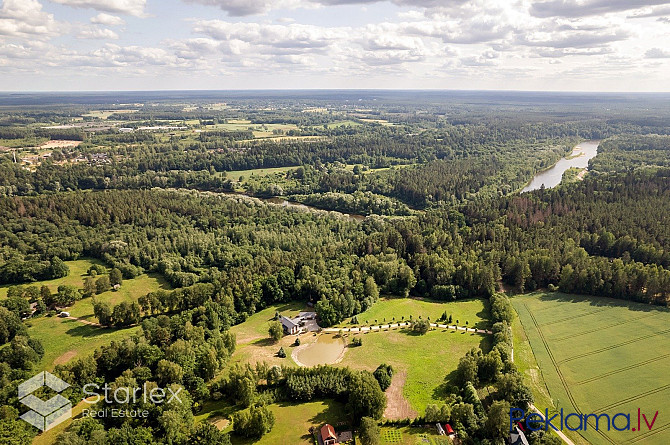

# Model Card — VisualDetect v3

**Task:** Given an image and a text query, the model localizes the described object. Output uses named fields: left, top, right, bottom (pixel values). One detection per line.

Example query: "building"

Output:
left=436, top=423, right=446, bottom=435
left=445, top=424, right=456, bottom=438
left=509, top=426, right=530, bottom=445
left=280, top=315, right=300, bottom=334
left=320, top=424, right=338, bottom=445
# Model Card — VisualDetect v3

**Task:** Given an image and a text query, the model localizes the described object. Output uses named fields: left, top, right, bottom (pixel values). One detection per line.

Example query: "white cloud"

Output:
left=90, top=13, right=125, bottom=26
left=645, top=47, right=670, bottom=58
left=0, top=0, right=62, bottom=38
left=50, top=0, right=146, bottom=16
left=77, top=26, right=119, bottom=39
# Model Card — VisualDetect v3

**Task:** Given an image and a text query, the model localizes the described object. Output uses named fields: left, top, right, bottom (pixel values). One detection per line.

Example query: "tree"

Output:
left=55, top=285, right=80, bottom=307
left=455, top=353, right=479, bottom=386
left=49, top=256, right=69, bottom=279
left=83, top=277, right=96, bottom=298
left=347, top=371, right=386, bottom=420
left=497, top=373, right=533, bottom=410
left=373, top=364, right=393, bottom=391
left=277, top=347, right=286, bottom=358
left=485, top=401, right=511, bottom=443
left=189, top=422, right=231, bottom=445
left=0, top=297, right=31, bottom=319
left=412, top=319, right=430, bottom=335
left=425, top=404, right=451, bottom=423
left=232, top=405, right=275, bottom=438
left=95, top=275, right=110, bottom=294
left=111, top=301, right=141, bottom=327
left=93, top=300, right=113, bottom=326
left=359, top=417, right=381, bottom=445
left=109, top=268, right=123, bottom=287
left=0, top=419, right=36, bottom=445
left=315, top=299, right=338, bottom=327
left=268, top=321, right=283, bottom=342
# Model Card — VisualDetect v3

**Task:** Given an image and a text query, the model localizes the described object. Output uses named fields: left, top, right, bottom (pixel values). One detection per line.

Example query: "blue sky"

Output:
left=1, top=0, right=670, bottom=91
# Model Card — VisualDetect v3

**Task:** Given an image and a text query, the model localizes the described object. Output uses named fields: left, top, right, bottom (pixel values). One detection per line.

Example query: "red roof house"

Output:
left=320, top=424, right=338, bottom=445
left=445, top=424, right=455, bottom=436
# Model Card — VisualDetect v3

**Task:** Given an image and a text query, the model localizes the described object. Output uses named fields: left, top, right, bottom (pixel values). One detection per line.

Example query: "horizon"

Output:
left=2, top=0, right=670, bottom=92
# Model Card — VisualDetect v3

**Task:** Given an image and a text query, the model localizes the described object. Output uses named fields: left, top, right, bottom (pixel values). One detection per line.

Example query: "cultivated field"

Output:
left=513, top=292, right=670, bottom=445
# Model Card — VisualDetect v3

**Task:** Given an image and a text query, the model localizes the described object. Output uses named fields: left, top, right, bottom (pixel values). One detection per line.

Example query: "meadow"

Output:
left=1, top=259, right=169, bottom=370
left=338, top=297, right=491, bottom=330
left=197, top=399, right=348, bottom=445
left=512, top=292, right=670, bottom=445
left=227, top=298, right=491, bottom=416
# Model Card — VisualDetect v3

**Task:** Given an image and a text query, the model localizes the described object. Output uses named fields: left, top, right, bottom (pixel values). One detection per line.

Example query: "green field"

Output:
left=1, top=258, right=169, bottom=370
left=513, top=292, right=670, bottom=445
left=228, top=298, right=491, bottom=415
left=197, top=399, right=348, bottom=445
left=26, top=316, right=139, bottom=370
left=338, top=297, right=491, bottom=330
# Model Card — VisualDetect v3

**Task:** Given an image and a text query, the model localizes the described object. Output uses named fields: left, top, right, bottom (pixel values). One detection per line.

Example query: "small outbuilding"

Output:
left=445, top=423, right=456, bottom=437
left=320, top=424, right=338, bottom=445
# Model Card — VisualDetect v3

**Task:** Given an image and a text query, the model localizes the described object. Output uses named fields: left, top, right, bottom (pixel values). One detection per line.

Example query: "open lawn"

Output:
left=338, top=297, right=491, bottom=330
left=68, top=272, right=171, bottom=321
left=340, top=324, right=490, bottom=414
left=196, top=399, right=349, bottom=445
left=26, top=316, right=139, bottom=370
left=0, top=258, right=104, bottom=299
left=512, top=292, right=670, bottom=445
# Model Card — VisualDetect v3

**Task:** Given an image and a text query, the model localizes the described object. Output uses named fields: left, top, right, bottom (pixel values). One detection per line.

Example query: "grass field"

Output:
left=512, top=292, right=670, bottom=445
left=340, top=323, right=490, bottom=413
left=0, top=258, right=104, bottom=299
left=26, top=316, right=139, bottom=370
left=338, top=297, right=491, bottom=330
left=197, top=399, right=348, bottom=445
left=1, top=258, right=168, bottom=370
left=226, top=298, right=491, bottom=415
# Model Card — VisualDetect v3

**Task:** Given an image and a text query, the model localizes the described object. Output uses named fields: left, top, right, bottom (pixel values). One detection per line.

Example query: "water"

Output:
left=294, top=334, right=345, bottom=366
left=522, top=140, right=599, bottom=192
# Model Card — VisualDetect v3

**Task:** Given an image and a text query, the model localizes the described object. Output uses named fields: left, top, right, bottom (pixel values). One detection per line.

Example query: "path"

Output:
left=323, top=321, right=492, bottom=335
left=64, top=316, right=102, bottom=327
left=383, top=370, right=418, bottom=420
left=529, top=404, right=576, bottom=445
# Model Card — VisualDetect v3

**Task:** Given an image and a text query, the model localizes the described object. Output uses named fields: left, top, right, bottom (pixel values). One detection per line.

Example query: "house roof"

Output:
left=510, top=426, right=530, bottom=445
left=320, top=424, right=337, bottom=441
left=445, top=424, right=455, bottom=434
left=280, top=315, right=299, bottom=329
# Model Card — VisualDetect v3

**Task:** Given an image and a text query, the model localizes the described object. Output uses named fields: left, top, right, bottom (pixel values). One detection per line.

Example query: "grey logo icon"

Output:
left=18, top=371, right=72, bottom=431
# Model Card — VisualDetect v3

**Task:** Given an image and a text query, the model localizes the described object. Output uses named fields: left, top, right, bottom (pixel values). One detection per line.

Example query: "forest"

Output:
left=0, top=92, right=669, bottom=444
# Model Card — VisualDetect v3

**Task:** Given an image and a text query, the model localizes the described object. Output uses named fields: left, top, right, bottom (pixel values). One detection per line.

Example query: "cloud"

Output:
left=517, top=28, right=631, bottom=49
left=0, top=0, right=62, bottom=38
left=90, top=13, right=125, bottom=26
left=193, top=20, right=343, bottom=54
left=182, top=0, right=294, bottom=16
left=77, top=26, right=119, bottom=39
left=50, top=0, right=146, bottom=16
left=645, top=47, right=670, bottom=58
left=530, top=0, right=670, bottom=18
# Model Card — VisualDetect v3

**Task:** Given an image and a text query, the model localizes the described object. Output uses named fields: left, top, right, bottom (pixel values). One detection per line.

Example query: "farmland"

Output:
left=513, top=292, right=670, bottom=445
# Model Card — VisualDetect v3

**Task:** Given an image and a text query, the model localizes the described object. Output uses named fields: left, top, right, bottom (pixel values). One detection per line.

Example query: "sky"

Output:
left=0, top=0, right=669, bottom=92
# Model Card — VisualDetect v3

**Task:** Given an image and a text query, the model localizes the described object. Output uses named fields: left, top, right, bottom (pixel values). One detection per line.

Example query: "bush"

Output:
left=350, top=337, right=362, bottom=347
left=412, top=319, right=430, bottom=335
left=277, top=347, right=286, bottom=358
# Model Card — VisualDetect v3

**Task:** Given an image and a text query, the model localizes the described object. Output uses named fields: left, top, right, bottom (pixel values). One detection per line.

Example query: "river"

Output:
left=521, top=140, right=599, bottom=192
